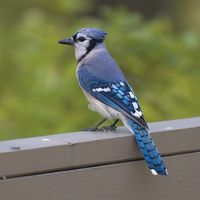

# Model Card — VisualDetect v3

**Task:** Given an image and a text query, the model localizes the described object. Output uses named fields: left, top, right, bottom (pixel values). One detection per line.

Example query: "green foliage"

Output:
left=0, top=1, right=199, bottom=140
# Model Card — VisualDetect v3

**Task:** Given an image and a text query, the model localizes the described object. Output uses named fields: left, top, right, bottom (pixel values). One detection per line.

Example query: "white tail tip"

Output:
left=150, top=169, right=168, bottom=176
left=151, top=169, right=158, bottom=175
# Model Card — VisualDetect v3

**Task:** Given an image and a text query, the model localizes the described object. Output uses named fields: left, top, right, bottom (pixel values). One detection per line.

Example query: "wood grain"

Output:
left=0, top=152, right=200, bottom=200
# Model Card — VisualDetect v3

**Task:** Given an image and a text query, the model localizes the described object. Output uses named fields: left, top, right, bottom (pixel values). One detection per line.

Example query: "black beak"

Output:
left=58, top=37, right=74, bottom=45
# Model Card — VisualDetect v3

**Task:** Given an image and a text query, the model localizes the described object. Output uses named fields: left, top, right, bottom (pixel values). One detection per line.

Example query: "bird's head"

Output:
left=58, top=27, right=107, bottom=62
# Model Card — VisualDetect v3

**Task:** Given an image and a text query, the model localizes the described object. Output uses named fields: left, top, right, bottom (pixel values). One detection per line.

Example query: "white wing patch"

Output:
left=133, top=110, right=143, bottom=117
left=91, top=82, right=143, bottom=119
left=131, top=110, right=142, bottom=118
left=120, top=82, right=125, bottom=86
left=132, top=102, right=138, bottom=109
left=129, top=91, right=135, bottom=98
left=92, top=87, right=111, bottom=92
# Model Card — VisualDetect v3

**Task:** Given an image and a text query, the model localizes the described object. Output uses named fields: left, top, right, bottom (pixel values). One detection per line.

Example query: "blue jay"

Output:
left=58, top=28, right=168, bottom=176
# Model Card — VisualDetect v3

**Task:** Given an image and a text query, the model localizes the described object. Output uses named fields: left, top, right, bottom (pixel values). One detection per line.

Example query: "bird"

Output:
left=58, top=27, right=168, bottom=176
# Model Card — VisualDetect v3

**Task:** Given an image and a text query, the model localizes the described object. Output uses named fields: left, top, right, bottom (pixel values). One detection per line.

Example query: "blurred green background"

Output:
left=0, top=0, right=200, bottom=140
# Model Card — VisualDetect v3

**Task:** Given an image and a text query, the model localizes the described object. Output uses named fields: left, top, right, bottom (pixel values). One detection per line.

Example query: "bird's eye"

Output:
left=78, top=37, right=86, bottom=42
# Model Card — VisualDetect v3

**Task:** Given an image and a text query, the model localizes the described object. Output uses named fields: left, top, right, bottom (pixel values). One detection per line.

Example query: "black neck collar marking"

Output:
left=77, top=39, right=98, bottom=63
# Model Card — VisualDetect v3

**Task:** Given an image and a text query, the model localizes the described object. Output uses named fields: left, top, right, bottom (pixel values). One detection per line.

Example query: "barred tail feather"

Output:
left=126, top=118, right=168, bottom=176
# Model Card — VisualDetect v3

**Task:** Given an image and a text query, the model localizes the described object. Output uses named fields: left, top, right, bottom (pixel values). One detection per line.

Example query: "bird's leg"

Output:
left=100, top=119, right=119, bottom=131
left=82, top=118, right=107, bottom=132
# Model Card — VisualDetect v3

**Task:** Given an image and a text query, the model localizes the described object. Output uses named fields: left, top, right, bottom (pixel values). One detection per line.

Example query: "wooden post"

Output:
left=0, top=117, right=200, bottom=200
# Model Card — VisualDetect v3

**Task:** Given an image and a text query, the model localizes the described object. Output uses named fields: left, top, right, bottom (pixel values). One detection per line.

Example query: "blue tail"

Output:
left=127, top=119, right=168, bottom=176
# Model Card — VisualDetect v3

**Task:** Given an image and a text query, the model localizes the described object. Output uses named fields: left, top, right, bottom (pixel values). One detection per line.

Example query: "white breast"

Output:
left=83, top=91, right=121, bottom=119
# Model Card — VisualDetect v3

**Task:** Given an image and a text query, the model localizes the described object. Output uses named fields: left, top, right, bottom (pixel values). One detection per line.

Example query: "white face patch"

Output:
left=74, top=33, right=91, bottom=61
left=74, top=45, right=87, bottom=60
left=92, top=87, right=111, bottom=92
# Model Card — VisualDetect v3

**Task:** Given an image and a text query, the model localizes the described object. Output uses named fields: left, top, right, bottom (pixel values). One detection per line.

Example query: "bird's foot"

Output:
left=98, top=125, right=117, bottom=132
left=81, top=119, right=119, bottom=132
left=82, top=126, right=116, bottom=132
left=98, top=119, right=119, bottom=132
left=81, top=118, right=107, bottom=132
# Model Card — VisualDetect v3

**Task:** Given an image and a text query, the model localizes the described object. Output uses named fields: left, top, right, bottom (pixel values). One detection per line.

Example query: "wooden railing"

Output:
left=0, top=117, right=200, bottom=200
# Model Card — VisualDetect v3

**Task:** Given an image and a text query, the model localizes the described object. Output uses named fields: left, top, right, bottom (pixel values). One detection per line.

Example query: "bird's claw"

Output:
left=81, top=127, right=103, bottom=132
left=81, top=119, right=118, bottom=132
left=98, top=125, right=117, bottom=132
left=81, top=126, right=117, bottom=132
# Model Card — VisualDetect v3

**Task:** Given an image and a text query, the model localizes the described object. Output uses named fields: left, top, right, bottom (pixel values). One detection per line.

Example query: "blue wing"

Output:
left=77, top=67, right=148, bottom=129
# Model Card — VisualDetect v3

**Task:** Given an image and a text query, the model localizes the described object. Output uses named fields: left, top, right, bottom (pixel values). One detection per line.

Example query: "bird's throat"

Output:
left=77, top=39, right=97, bottom=63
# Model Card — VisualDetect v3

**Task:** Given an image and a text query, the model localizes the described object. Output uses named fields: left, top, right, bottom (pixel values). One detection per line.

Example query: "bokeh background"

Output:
left=0, top=0, right=200, bottom=140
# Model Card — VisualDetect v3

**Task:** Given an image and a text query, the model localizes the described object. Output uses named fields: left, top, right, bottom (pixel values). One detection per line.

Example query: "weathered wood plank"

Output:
left=0, top=117, right=199, bottom=178
left=0, top=152, right=200, bottom=200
